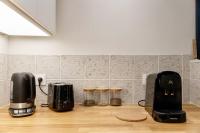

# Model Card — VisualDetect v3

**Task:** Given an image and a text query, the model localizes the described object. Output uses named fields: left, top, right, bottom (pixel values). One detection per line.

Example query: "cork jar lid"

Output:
left=83, top=88, right=96, bottom=92
left=110, top=88, right=123, bottom=91
left=96, top=87, right=109, bottom=92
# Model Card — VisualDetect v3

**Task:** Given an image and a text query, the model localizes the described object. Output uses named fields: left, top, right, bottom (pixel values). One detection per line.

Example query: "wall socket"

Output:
left=142, top=74, right=147, bottom=86
left=35, top=74, right=46, bottom=86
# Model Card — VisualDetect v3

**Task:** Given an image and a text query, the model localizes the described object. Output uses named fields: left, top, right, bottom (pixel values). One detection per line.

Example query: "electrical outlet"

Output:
left=142, top=74, right=147, bottom=86
left=35, top=74, right=46, bottom=86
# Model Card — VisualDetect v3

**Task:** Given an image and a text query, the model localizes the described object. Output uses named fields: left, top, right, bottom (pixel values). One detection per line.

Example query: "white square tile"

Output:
left=0, top=54, right=7, bottom=80
left=190, top=80, right=200, bottom=106
left=182, top=79, right=190, bottom=104
left=85, top=56, right=109, bottom=79
left=134, top=55, right=158, bottom=79
left=190, top=62, right=200, bottom=80
left=183, top=55, right=192, bottom=79
left=159, top=55, right=182, bottom=75
left=8, top=55, right=35, bottom=79
left=110, top=55, right=134, bottom=79
left=0, top=81, right=9, bottom=106
left=36, top=56, right=60, bottom=79
left=61, top=56, right=86, bottom=79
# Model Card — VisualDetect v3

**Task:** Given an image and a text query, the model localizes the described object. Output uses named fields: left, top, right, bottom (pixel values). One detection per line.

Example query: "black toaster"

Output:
left=48, top=83, right=74, bottom=112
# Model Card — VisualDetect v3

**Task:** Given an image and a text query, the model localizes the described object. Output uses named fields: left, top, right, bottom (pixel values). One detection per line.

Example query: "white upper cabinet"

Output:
left=36, top=0, right=56, bottom=34
left=8, top=0, right=56, bottom=34
left=11, top=0, right=37, bottom=18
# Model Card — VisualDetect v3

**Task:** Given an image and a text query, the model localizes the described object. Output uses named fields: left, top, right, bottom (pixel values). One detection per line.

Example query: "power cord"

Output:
left=40, top=104, right=48, bottom=107
left=138, top=100, right=145, bottom=107
left=38, top=77, right=48, bottom=107
left=38, top=77, right=48, bottom=96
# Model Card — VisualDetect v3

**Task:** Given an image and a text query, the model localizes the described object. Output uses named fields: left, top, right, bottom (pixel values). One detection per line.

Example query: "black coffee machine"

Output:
left=145, top=71, right=186, bottom=123
left=48, top=83, right=74, bottom=112
left=9, top=73, right=36, bottom=117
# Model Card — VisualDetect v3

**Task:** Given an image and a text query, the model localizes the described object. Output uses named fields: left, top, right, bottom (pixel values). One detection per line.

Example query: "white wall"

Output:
left=8, top=0, right=195, bottom=55
left=0, top=34, right=8, bottom=54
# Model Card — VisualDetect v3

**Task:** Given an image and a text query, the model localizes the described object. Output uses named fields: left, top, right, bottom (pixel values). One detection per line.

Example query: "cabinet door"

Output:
left=36, top=0, right=56, bottom=33
left=9, top=0, right=37, bottom=19
left=197, top=0, right=200, bottom=59
left=8, top=0, right=56, bottom=34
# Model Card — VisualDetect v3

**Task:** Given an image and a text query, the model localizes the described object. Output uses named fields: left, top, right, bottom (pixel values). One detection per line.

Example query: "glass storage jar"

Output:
left=83, top=88, right=96, bottom=106
left=96, top=88, right=109, bottom=106
left=110, top=88, right=122, bottom=106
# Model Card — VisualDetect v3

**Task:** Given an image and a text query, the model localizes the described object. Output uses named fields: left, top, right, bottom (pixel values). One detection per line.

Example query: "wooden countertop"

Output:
left=0, top=104, right=200, bottom=133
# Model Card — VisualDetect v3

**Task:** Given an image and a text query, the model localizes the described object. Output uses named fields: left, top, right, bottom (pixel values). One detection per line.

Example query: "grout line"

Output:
left=35, top=55, right=37, bottom=74
left=84, top=55, right=87, bottom=80
left=181, top=55, right=184, bottom=78
left=108, top=55, right=111, bottom=104
left=157, top=55, right=160, bottom=72
left=59, top=55, right=61, bottom=81
left=108, top=55, right=111, bottom=89
left=190, top=79, right=200, bottom=81
left=189, top=60, right=192, bottom=81
left=46, top=78, right=146, bottom=81
left=188, top=55, right=192, bottom=103
left=60, top=79, right=110, bottom=81
left=34, top=56, right=45, bottom=91
left=184, top=54, right=193, bottom=104
left=132, top=55, right=135, bottom=104
left=181, top=56, right=184, bottom=102
left=6, top=54, right=8, bottom=81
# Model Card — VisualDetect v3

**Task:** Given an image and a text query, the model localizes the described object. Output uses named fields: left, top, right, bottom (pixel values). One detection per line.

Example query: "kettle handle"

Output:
left=29, top=73, right=36, bottom=100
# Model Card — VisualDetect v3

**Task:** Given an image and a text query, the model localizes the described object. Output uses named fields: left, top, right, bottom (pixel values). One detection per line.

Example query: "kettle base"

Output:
left=9, top=105, right=36, bottom=117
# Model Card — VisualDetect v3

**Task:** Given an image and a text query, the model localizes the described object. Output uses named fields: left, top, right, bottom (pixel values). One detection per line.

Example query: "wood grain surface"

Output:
left=0, top=104, right=199, bottom=133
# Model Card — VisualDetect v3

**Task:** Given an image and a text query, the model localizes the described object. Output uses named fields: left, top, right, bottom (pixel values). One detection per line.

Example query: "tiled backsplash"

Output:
left=0, top=54, right=191, bottom=105
left=190, top=60, right=200, bottom=106
left=0, top=54, right=9, bottom=105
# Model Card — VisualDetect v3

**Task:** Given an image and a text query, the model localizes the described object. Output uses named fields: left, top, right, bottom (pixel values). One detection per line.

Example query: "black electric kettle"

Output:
left=9, top=72, right=36, bottom=117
